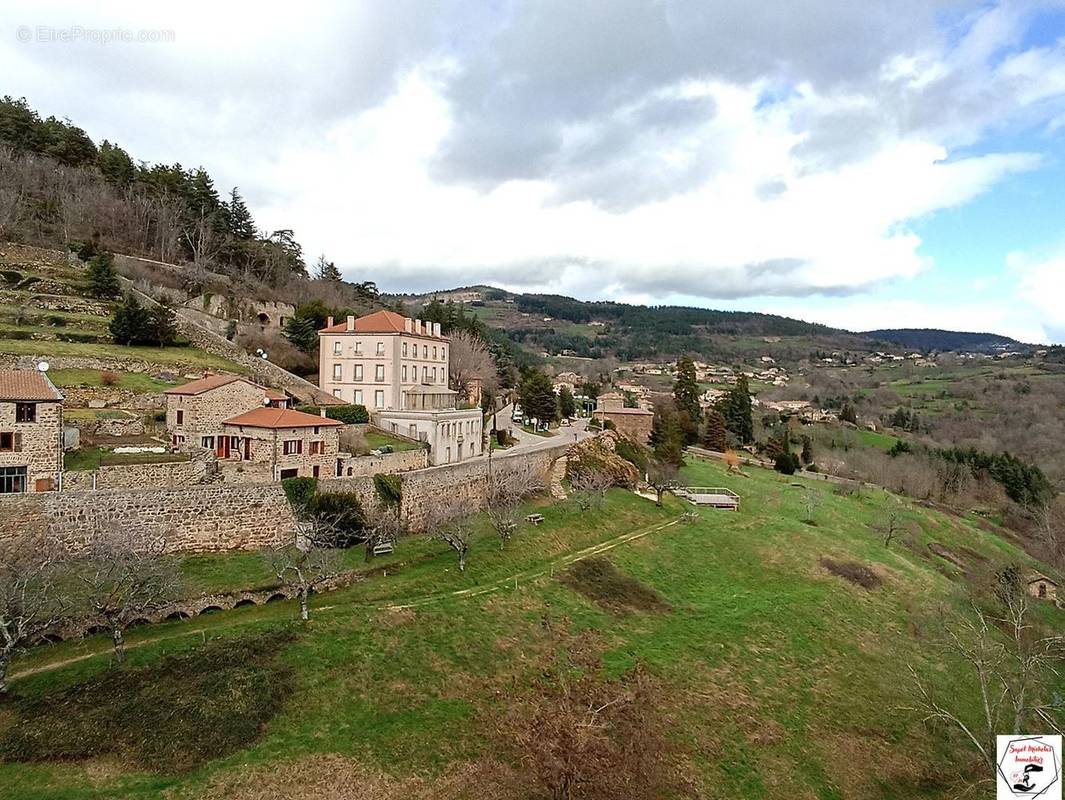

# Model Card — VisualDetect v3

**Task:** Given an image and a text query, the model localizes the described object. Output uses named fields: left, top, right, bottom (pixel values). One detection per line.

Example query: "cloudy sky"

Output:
left=5, top=1, right=1065, bottom=343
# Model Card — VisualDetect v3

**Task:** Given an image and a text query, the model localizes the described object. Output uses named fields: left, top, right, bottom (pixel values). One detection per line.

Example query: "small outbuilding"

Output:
left=1027, top=573, right=1059, bottom=602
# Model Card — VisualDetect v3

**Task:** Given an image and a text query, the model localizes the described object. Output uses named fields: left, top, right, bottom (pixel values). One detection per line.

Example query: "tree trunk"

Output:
left=458, top=550, right=467, bottom=572
left=112, top=625, right=125, bottom=663
left=299, top=590, right=310, bottom=621
left=0, top=655, right=8, bottom=695
left=655, top=488, right=663, bottom=507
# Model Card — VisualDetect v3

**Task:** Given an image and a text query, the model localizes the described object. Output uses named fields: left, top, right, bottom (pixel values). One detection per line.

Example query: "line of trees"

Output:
left=0, top=95, right=305, bottom=286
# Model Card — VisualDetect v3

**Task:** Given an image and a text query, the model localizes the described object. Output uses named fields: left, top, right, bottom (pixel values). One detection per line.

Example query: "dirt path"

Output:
left=9, top=510, right=685, bottom=683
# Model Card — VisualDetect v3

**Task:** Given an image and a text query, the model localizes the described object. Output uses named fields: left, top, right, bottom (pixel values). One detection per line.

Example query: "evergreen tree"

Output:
left=672, top=357, right=701, bottom=423
left=518, top=369, right=558, bottom=424
left=225, top=187, right=256, bottom=240
left=719, top=376, right=753, bottom=444
left=651, top=410, right=685, bottom=467
left=800, top=435, right=814, bottom=466
left=149, top=295, right=178, bottom=347
left=840, top=402, right=858, bottom=424
left=86, top=253, right=120, bottom=299
left=284, top=316, right=319, bottom=353
left=702, top=407, right=728, bottom=451
left=109, top=293, right=151, bottom=345
left=97, top=140, right=136, bottom=186
left=558, top=386, right=576, bottom=419
left=314, top=254, right=343, bottom=282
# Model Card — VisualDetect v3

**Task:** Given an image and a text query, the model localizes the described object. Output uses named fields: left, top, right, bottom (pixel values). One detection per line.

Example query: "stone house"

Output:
left=165, top=373, right=290, bottom=456
left=596, top=391, right=625, bottom=411
left=0, top=368, right=64, bottom=493
left=219, top=407, right=344, bottom=480
left=592, top=407, right=654, bottom=444
left=1027, top=573, right=1059, bottom=602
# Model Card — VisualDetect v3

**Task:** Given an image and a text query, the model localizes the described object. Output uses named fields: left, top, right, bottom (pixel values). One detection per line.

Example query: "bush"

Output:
left=373, top=472, right=402, bottom=509
left=774, top=451, right=801, bottom=475
left=614, top=438, right=649, bottom=472
left=281, top=476, right=317, bottom=509
left=308, top=491, right=366, bottom=548
left=100, top=370, right=120, bottom=386
left=295, top=403, right=369, bottom=424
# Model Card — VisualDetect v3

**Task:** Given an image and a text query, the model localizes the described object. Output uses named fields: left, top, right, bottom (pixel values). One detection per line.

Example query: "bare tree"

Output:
left=486, top=461, right=545, bottom=548
left=570, top=468, right=614, bottom=511
left=0, top=540, right=67, bottom=694
left=424, top=500, right=474, bottom=572
left=905, top=586, right=1065, bottom=781
left=801, top=489, right=822, bottom=525
left=265, top=506, right=347, bottom=621
left=77, top=530, right=182, bottom=663
left=871, top=506, right=914, bottom=548
left=645, top=458, right=679, bottom=507
left=448, top=330, right=497, bottom=404
left=362, top=511, right=402, bottom=563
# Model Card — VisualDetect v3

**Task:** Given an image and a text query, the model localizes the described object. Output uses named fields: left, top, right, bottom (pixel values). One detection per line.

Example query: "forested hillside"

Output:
left=863, top=328, right=1027, bottom=353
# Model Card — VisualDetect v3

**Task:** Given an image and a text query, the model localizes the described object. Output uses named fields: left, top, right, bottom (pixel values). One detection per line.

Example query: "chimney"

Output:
left=434, top=322, right=441, bottom=337
left=415, top=319, right=422, bottom=335
left=405, top=317, right=413, bottom=333
left=326, top=315, right=334, bottom=328
left=346, top=315, right=355, bottom=331
left=320, top=407, right=327, bottom=418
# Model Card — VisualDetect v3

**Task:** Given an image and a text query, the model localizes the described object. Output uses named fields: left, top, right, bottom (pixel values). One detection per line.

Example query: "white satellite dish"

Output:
left=260, top=352, right=268, bottom=360
left=262, top=396, right=271, bottom=406
left=37, top=361, right=49, bottom=372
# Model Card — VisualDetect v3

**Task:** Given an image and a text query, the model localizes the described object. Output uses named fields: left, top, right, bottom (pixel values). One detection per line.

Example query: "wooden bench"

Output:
left=525, top=513, right=545, bottom=526
left=372, top=541, right=395, bottom=556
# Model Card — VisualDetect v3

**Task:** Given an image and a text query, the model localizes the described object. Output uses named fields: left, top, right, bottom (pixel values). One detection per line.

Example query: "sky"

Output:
left=4, top=1, right=1065, bottom=343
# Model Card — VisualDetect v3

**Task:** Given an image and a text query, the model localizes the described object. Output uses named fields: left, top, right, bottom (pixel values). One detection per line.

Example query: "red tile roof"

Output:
left=222, top=407, right=344, bottom=430
left=164, top=374, right=288, bottom=401
left=0, top=369, right=63, bottom=401
left=319, top=309, right=446, bottom=338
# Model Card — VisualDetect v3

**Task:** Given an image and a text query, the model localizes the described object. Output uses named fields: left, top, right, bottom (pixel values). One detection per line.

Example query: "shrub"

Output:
left=281, top=476, right=317, bottom=509
left=308, top=492, right=366, bottom=548
left=614, top=438, right=649, bottom=472
left=295, top=404, right=369, bottom=424
left=45, top=315, right=67, bottom=327
left=373, top=472, right=402, bottom=509
left=100, top=370, right=120, bottom=386
left=774, top=451, right=801, bottom=475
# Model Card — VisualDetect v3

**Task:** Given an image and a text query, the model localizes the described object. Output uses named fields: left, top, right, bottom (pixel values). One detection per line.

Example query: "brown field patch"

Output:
left=818, top=558, right=882, bottom=590
left=558, top=556, right=671, bottom=614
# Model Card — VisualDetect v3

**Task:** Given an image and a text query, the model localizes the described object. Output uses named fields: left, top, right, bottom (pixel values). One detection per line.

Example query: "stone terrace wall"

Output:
left=61, top=457, right=211, bottom=491
left=0, top=482, right=293, bottom=554
left=336, top=448, right=428, bottom=479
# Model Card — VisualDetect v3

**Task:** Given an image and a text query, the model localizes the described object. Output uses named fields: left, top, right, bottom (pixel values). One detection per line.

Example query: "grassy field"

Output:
left=63, top=448, right=190, bottom=471
left=2, top=458, right=1062, bottom=798
left=362, top=430, right=423, bottom=453
left=49, top=368, right=179, bottom=394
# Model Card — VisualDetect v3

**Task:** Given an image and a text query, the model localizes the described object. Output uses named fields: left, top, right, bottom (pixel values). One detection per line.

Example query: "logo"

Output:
left=998, top=735, right=1062, bottom=799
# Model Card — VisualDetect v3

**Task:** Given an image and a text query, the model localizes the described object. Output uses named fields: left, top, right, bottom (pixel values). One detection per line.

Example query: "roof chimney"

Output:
left=320, top=407, right=327, bottom=418
left=346, top=315, right=355, bottom=331
left=415, top=319, right=422, bottom=335
left=326, top=315, right=334, bottom=329
left=405, top=317, right=413, bottom=333
left=434, top=322, right=441, bottom=337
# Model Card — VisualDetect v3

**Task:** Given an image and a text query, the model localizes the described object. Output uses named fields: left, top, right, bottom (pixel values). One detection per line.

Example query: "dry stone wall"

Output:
left=0, top=482, right=293, bottom=554
left=61, top=457, right=210, bottom=491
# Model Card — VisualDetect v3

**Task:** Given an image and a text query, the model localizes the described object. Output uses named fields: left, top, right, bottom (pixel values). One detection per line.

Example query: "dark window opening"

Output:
left=0, top=466, right=27, bottom=493
left=15, top=403, right=36, bottom=423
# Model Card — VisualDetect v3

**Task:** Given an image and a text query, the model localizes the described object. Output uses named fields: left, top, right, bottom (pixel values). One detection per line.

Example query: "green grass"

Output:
left=0, top=338, right=248, bottom=372
left=362, top=430, right=423, bottom=453
left=49, top=368, right=179, bottom=394
left=521, top=423, right=555, bottom=437
left=63, top=448, right=189, bottom=471
left=4, top=460, right=1062, bottom=798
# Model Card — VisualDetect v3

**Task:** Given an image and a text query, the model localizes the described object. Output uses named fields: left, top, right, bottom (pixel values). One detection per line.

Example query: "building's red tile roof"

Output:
left=164, top=374, right=288, bottom=401
left=222, top=407, right=344, bottom=430
left=319, top=309, right=446, bottom=338
left=0, top=369, right=63, bottom=401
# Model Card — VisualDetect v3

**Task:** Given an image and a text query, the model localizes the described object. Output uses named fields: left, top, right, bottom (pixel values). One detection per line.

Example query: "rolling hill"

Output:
left=862, top=328, right=1029, bottom=353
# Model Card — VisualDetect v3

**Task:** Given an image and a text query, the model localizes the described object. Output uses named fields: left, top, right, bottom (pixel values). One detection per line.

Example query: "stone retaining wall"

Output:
left=336, top=447, right=428, bottom=479
left=61, top=457, right=210, bottom=491
left=0, top=482, right=293, bottom=554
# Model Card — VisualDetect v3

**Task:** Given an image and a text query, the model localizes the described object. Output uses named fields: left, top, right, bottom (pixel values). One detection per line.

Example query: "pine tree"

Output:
left=284, top=316, right=319, bottom=353
left=840, top=402, right=858, bottom=425
left=518, top=369, right=558, bottom=424
left=702, top=407, right=728, bottom=451
left=558, top=386, right=576, bottom=419
left=672, top=357, right=701, bottom=424
left=652, top=410, right=685, bottom=467
left=149, top=295, right=178, bottom=347
left=800, top=435, right=814, bottom=466
left=314, top=254, right=342, bottom=282
left=225, top=187, right=256, bottom=240
left=86, top=253, right=120, bottom=299
left=720, top=376, right=753, bottom=444
left=109, top=293, right=151, bottom=345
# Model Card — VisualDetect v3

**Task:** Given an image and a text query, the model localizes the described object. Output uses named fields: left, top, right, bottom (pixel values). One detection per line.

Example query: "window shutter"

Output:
left=13, top=432, right=22, bottom=452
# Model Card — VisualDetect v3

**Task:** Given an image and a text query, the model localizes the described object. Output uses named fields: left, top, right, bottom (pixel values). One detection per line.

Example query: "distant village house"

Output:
left=0, top=368, right=63, bottom=493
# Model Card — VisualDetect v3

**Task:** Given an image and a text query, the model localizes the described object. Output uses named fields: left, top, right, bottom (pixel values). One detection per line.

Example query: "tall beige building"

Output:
left=318, top=310, right=449, bottom=409
left=318, top=310, right=482, bottom=465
